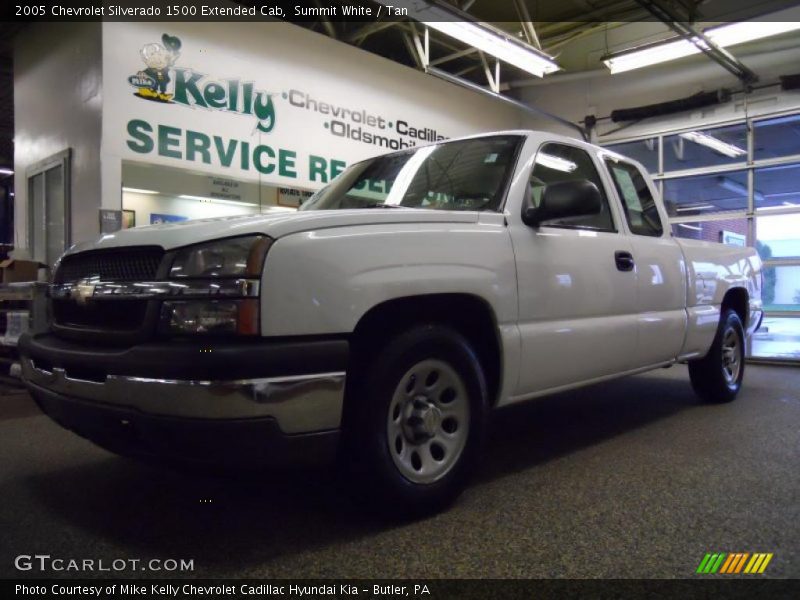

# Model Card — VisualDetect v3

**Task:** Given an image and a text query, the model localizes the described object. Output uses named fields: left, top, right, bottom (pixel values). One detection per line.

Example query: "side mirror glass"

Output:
left=522, top=180, right=603, bottom=227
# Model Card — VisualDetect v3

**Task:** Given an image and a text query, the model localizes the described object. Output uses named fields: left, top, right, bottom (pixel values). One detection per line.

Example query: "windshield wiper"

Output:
left=360, top=203, right=407, bottom=209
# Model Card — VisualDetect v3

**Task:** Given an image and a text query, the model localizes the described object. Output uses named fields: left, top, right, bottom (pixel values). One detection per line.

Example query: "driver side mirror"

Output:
left=522, top=179, right=603, bottom=227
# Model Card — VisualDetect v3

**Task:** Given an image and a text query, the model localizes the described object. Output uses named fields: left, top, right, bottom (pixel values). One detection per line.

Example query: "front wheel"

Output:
left=344, top=324, right=487, bottom=516
left=688, top=309, right=745, bottom=403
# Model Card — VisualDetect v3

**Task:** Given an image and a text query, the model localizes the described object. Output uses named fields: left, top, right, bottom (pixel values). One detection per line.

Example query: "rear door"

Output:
left=602, top=156, right=687, bottom=365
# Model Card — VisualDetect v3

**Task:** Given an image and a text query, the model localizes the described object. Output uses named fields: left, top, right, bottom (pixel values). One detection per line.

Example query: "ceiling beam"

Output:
left=402, top=33, right=425, bottom=69
left=426, top=65, right=587, bottom=139
left=633, top=0, right=758, bottom=85
left=346, top=21, right=398, bottom=44
left=513, top=0, right=541, bottom=49
left=429, top=47, right=478, bottom=66
left=407, top=23, right=429, bottom=67
left=313, top=0, right=337, bottom=39
left=544, top=20, right=633, bottom=54
left=537, top=0, right=647, bottom=35
left=478, top=51, right=500, bottom=93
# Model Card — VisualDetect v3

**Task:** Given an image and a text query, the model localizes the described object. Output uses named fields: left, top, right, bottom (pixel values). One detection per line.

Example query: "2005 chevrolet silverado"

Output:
left=20, top=131, right=763, bottom=512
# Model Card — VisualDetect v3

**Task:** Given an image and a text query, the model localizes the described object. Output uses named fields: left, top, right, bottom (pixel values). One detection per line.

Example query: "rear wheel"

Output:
left=344, top=324, right=487, bottom=516
left=688, top=308, right=745, bottom=403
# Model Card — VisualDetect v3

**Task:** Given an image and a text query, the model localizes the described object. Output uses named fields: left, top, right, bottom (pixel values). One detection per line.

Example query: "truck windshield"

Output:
left=300, top=135, right=522, bottom=212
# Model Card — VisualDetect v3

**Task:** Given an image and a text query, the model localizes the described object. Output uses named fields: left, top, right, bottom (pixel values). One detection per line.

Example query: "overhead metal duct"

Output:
left=610, top=89, right=731, bottom=123
left=780, top=73, right=800, bottom=91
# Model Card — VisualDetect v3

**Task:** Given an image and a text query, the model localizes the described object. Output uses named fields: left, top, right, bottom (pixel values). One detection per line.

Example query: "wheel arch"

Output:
left=347, top=293, right=503, bottom=408
left=722, top=286, right=749, bottom=328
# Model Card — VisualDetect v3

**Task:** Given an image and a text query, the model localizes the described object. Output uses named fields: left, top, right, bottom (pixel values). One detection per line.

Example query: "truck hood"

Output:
left=67, top=209, right=483, bottom=254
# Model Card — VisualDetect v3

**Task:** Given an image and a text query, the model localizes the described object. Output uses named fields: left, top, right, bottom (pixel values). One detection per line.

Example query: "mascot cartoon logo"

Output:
left=128, top=34, right=182, bottom=102
left=127, top=33, right=276, bottom=133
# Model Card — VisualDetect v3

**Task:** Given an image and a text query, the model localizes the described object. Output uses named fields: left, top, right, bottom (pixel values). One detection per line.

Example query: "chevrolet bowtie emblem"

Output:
left=70, top=280, right=97, bottom=306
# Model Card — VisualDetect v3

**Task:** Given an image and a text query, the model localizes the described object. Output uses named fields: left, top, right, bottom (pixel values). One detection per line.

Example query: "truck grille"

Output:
left=54, top=247, right=164, bottom=284
left=51, top=247, right=165, bottom=341
left=53, top=299, right=149, bottom=332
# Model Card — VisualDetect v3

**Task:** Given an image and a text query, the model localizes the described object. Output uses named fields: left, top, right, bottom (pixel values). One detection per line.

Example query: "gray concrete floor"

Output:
left=753, top=317, right=800, bottom=360
left=0, top=364, right=798, bottom=579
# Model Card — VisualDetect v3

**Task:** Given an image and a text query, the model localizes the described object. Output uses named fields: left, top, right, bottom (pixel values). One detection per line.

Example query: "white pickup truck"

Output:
left=21, top=130, right=763, bottom=513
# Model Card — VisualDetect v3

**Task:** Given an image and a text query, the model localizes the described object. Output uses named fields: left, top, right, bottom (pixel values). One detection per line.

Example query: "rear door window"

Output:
left=605, top=159, right=664, bottom=237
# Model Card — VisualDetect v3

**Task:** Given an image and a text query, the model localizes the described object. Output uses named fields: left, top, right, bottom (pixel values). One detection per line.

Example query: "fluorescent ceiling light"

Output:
left=122, top=187, right=158, bottom=195
left=535, top=152, right=577, bottom=172
left=759, top=202, right=799, bottom=211
left=676, top=204, right=714, bottom=212
left=679, top=131, right=746, bottom=158
left=0, top=168, right=14, bottom=175
left=604, top=39, right=699, bottom=74
left=425, top=21, right=560, bottom=77
left=716, top=176, right=765, bottom=203
left=179, top=194, right=257, bottom=207
left=678, top=223, right=703, bottom=231
left=709, top=21, right=800, bottom=47
left=375, top=0, right=559, bottom=77
left=604, top=19, right=800, bottom=74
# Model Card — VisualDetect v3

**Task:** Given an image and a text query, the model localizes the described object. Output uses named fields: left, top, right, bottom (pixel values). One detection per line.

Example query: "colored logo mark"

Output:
left=696, top=552, right=773, bottom=574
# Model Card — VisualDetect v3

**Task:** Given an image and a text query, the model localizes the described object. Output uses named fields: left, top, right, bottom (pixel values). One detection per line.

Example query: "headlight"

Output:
left=161, top=299, right=259, bottom=335
left=162, top=235, right=269, bottom=336
left=169, top=235, right=272, bottom=278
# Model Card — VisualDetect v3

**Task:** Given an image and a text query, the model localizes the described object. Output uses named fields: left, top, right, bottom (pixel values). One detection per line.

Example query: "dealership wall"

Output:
left=100, top=21, right=540, bottom=207
left=14, top=20, right=542, bottom=259
left=13, top=22, right=102, bottom=257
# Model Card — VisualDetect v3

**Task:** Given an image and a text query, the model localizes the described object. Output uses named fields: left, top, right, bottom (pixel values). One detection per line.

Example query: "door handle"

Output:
left=615, top=251, right=635, bottom=272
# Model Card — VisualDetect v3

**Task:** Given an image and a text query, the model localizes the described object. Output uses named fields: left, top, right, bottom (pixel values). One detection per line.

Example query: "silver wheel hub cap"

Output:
left=404, top=397, right=442, bottom=441
left=721, top=326, right=742, bottom=385
left=387, top=359, right=470, bottom=485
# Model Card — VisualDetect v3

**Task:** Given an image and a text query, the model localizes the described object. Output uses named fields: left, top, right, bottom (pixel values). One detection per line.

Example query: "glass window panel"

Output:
left=753, top=163, right=800, bottom=211
left=670, top=217, right=749, bottom=245
left=28, top=173, right=46, bottom=263
left=662, top=171, right=748, bottom=217
left=45, top=166, right=66, bottom=266
left=756, top=213, right=800, bottom=260
left=603, top=138, right=659, bottom=173
left=663, top=123, right=747, bottom=172
left=753, top=114, right=800, bottom=161
left=529, top=143, right=614, bottom=231
left=529, top=143, right=616, bottom=231
left=759, top=265, right=800, bottom=313
left=751, top=316, right=800, bottom=360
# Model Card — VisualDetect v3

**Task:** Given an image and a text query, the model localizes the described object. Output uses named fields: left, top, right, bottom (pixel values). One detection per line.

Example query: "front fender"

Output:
left=259, top=223, right=518, bottom=337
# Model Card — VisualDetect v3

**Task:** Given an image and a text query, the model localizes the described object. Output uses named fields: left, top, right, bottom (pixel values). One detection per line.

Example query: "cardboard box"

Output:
left=0, top=259, right=46, bottom=283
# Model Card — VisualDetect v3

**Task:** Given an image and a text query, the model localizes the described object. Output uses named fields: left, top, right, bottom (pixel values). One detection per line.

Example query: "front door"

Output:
left=509, top=142, right=640, bottom=398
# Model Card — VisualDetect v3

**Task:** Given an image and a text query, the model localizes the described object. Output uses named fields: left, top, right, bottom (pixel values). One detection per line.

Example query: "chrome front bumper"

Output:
left=21, top=357, right=345, bottom=435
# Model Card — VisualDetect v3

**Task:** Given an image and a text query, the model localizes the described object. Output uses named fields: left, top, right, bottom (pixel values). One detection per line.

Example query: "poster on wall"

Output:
left=99, top=209, right=122, bottom=233
left=122, top=209, right=136, bottom=229
left=277, top=187, right=313, bottom=208
left=208, top=177, right=242, bottom=202
left=721, top=230, right=746, bottom=247
left=150, top=213, right=188, bottom=225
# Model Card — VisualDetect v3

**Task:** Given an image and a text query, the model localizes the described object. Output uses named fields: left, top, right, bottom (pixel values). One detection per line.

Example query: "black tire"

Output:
left=343, top=324, right=488, bottom=517
left=688, top=309, right=745, bottom=403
